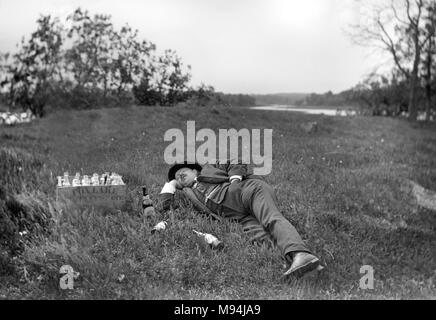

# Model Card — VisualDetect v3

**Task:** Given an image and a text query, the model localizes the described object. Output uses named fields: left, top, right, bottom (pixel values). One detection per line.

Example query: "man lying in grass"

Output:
left=157, top=160, right=322, bottom=278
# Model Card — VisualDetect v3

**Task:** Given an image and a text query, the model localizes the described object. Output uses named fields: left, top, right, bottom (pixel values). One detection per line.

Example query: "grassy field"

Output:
left=0, top=104, right=435, bottom=299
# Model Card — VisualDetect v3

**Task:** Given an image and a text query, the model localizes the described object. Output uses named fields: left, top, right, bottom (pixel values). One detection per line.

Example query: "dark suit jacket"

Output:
left=157, top=160, right=254, bottom=214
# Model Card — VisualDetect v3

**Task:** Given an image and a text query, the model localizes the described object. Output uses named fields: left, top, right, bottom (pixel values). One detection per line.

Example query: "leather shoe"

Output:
left=284, top=252, right=320, bottom=277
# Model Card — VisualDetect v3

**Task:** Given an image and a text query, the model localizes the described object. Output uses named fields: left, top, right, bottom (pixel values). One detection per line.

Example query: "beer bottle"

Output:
left=81, top=175, right=90, bottom=186
left=72, top=172, right=81, bottom=187
left=99, top=173, right=106, bottom=186
left=57, top=176, right=63, bottom=187
left=193, top=230, right=224, bottom=250
left=63, top=172, right=71, bottom=187
left=91, top=173, right=99, bottom=186
left=151, top=221, right=167, bottom=234
left=142, top=186, right=155, bottom=217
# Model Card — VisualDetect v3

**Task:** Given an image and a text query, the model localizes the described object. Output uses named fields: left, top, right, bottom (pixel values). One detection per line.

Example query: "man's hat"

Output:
left=168, top=162, right=203, bottom=181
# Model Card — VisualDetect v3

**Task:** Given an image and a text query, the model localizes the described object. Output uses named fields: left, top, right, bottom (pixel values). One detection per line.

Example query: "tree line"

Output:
left=0, top=8, right=254, bottom=117
left=350, top=0, right=435, bottom=120
left=295, top=1, right=436, bottom=121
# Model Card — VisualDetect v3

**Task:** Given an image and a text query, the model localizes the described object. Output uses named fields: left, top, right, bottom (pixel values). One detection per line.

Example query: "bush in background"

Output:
left=0, top=8, right=192, bottom=115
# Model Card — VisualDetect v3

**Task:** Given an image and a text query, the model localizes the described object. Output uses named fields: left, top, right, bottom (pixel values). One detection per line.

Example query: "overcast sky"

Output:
left=0, top=0, right=381, bottom=94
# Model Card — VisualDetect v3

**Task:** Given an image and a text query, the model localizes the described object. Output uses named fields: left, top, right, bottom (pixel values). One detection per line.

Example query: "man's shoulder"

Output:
left=201, top=163, right=226, bottom=173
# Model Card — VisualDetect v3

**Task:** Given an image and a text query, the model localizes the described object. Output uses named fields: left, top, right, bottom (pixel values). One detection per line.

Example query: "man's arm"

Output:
left=214, top=159, right=250, bottom=182
left=155, top=180, right=180, bottom=213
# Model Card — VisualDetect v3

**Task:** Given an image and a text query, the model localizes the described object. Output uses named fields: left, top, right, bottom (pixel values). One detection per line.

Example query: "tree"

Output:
left=154, top=49, right=191, bottom=105
left=2, top=7, right=195, bottom=112
left=111, top=25, right=156, bottom=98
left=65, top=8, right=116, bottom=103
left=349, top=72, right=409, bottom=115
left=421, top=1, right=436, bottom=120
left=348, top=0, right=436, bottom=119
left=1, top=15, right=64, bottom=116
left=133, top=49, right=191, bottom=106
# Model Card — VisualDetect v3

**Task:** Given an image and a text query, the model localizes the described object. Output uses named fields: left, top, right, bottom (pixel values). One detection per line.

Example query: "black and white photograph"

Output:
left=0, top=0, right=435, bottom=303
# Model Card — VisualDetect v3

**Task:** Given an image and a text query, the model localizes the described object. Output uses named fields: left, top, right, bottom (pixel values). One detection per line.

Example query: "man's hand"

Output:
left=170, top=179, right=183, bottom=190
left=160, top=179, right=182, bottom=195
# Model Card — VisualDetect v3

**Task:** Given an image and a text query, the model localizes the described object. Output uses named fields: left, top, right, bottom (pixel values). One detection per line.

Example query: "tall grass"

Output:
left=0, top=105, right=435, bottom=299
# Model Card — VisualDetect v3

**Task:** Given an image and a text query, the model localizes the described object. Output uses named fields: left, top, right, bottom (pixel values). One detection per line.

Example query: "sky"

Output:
left=0, top=0, right=383, bottom=94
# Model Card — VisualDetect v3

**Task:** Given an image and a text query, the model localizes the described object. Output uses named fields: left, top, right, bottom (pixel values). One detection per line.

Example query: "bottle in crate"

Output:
left=91, top=173, right=100, bottom=186
left=103, top=172, right=110, bottom=185
left=81, top=175, right=90, bottom=186
left=63, top=172, right=71, bottom=187
left=72, top=172, right=81, bottom=187
left=100, top=173, right=106, bottom=186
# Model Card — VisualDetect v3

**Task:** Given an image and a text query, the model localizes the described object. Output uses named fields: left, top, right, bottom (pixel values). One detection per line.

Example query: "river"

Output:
left=249, top=105, right=343, bottom=116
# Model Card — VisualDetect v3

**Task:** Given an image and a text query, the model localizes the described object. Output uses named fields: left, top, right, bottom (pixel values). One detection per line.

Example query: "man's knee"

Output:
left=264, top=212, right=290, bottom=231
left=251, top=179, right=276, bottom=196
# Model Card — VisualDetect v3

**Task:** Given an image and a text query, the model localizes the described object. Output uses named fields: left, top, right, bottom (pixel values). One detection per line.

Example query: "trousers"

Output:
left=218, top=179, right=310, bottom=258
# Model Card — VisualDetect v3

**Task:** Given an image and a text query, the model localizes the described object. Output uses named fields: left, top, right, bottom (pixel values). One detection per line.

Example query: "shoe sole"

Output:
left=284, top=258, right=320, bottom=278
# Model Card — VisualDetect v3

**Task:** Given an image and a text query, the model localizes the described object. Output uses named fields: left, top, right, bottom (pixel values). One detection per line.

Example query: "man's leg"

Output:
left=220, top=179, right=321, bottom=277
left=239, top=179, right=310, bottom=257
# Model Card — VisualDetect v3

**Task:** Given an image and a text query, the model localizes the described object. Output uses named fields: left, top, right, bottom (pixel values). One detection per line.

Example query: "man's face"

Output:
left=175, top=167, right=198, bottom=188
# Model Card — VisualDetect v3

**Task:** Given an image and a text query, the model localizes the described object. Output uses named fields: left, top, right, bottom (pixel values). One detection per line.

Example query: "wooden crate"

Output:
left=56, top=185, right=128, bottom=211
